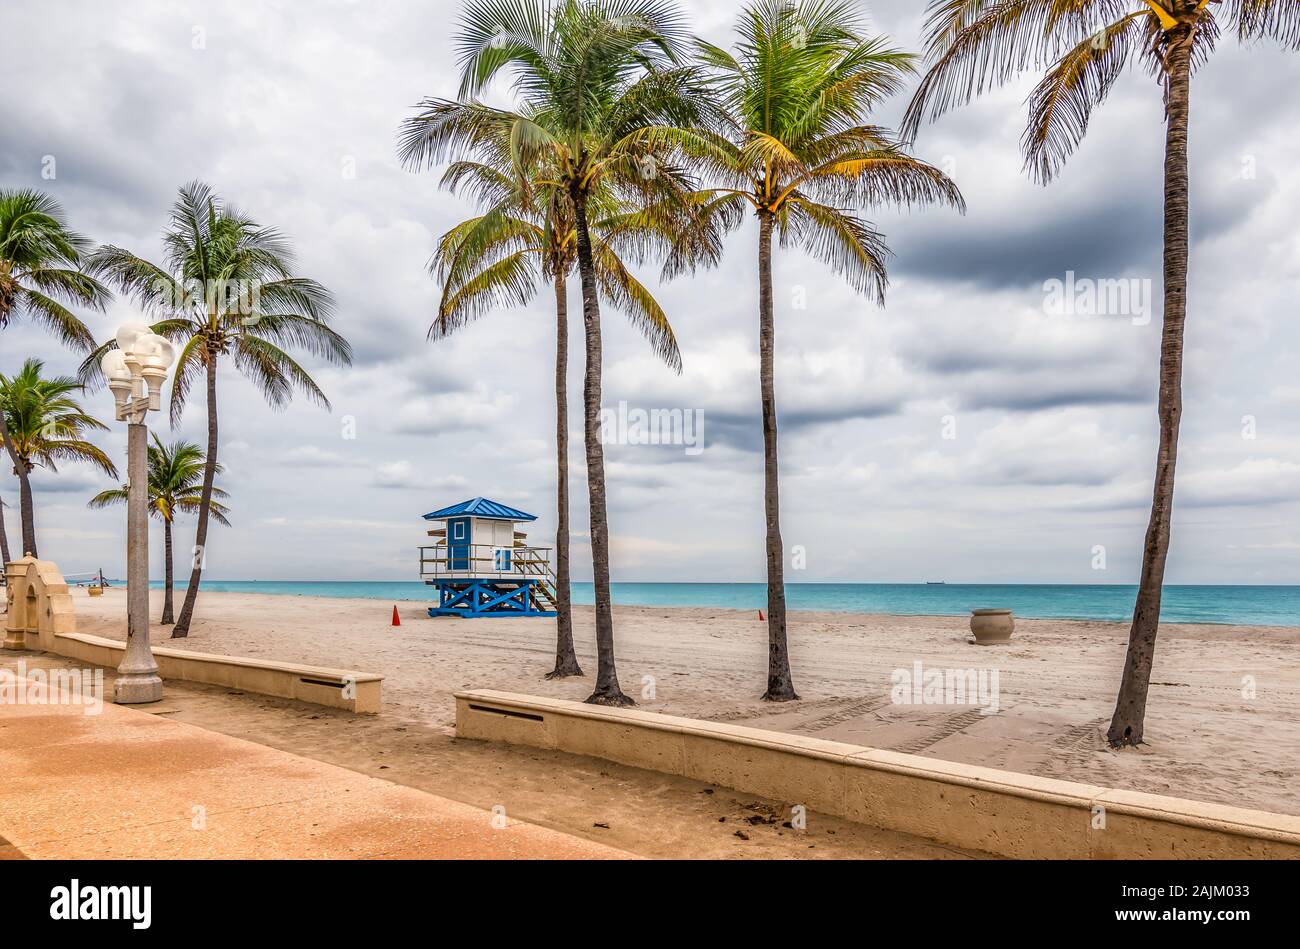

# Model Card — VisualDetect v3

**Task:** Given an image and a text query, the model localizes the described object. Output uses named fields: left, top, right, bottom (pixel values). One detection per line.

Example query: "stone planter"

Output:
left=970, top=608, right=1014, bottom=644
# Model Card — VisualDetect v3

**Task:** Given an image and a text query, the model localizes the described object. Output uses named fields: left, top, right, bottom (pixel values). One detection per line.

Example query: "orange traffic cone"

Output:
left=391, top=605, right=401, bottom=627
left=758, top=610, right=765, bottom=621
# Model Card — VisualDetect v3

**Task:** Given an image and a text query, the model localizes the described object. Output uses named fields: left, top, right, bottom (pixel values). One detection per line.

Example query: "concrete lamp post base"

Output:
left=114, top=671, right=163, bottom=704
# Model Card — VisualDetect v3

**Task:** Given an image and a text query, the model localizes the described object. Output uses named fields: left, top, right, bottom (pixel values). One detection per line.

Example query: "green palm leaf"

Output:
left=88, top=435, right=230, bottom=526
left=0, top=358, right=117, bottom=480
left=0, top=189, right=110, bottom=349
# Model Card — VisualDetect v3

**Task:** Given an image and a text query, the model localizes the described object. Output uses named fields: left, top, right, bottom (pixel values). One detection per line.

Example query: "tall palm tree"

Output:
left=83, top=181, right=351, bottom=638
left=402, top=138, right=701, bottom=679
left=0, top=189, right=111, bottom=557
left=653, top=0, right=963, bottom=700
left=88, top=436, right=230, bottom=624
left=401, top=0, right=712, bottom=705
left=902, top=0, right=1300, bottom=747
left=0, top=359, right=118, bottom=558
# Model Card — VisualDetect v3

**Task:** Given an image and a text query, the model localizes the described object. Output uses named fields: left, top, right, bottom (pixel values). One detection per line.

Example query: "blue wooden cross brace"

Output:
left=427, top=578, right=557, bottom=618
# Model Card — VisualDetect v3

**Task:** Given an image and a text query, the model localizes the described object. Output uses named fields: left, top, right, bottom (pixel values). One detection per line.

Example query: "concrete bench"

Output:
left=48, top=632, right=382, bottom=713
left=455, top=689, right=1300, bottom=860
left=4, top=556, right=382, bottom=713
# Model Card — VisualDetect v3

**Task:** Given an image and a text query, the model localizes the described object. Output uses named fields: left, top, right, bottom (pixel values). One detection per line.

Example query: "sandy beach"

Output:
left=72, top=588, right=1300, bottom=820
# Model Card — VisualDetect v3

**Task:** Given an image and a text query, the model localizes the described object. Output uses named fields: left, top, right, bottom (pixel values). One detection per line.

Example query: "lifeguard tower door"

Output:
left=447, top=516, right=471, bottom=570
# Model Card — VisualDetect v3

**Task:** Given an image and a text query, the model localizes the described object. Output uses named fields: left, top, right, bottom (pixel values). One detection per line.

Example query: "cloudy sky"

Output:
left=3, top=0, right=1298, bottom=585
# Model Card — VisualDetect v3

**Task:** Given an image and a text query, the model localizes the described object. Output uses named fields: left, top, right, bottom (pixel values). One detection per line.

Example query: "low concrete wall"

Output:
left=455, top=689, right=1300, bottom=860
left=51, top=632, right=383, bottom=713
left=4, top=557, right=381, bottom=713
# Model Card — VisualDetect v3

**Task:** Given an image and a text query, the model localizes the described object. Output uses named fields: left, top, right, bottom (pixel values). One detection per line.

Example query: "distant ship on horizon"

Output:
left=925, top=581, right=946, bottom=585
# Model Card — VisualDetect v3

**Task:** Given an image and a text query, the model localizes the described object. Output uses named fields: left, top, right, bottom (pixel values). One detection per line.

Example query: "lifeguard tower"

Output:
left=418, top=497, right=557, bottom=617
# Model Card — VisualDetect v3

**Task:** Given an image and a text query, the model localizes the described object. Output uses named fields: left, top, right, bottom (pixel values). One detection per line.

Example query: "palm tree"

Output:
left=0, top=189, right=112, bottom=557
left=401, top=0, right=712, bottom=705
left=0, top=359, right=118, bottom=557
left=902, top=0, right=1300, bottom=747
left=83, top=181, right=352, bottom=638
left=655, top=0, right=963, bottom=700
left=401, top=135, right=703, bottom=680
left=89, top=436, right=230, bottom=624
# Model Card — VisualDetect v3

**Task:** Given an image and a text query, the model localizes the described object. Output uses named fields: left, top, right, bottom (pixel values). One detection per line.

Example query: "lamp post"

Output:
left=101, top=323, right=176, bottom=704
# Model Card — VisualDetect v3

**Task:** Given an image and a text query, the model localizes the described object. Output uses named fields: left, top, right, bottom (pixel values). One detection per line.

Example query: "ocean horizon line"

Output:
left=124, top=579, right=1300, bottom=628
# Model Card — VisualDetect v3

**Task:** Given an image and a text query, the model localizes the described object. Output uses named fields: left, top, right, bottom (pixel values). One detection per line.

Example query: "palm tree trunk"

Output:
left=546, top=269, right=583, bottom=679
left=0, top=410, right=37, bottom=558
left=161, top=517, right=175, bottom=625
left=1107, top=25, right=1194, bottom=748
left=757, top=210, right=797, bottom=701
left=0, top=496, right=11, bottom=566
left=171, top=354, right=218, bottom=638
left=571, top=184, right=630, bottom=707
left=15, top=464, right=36, bottom=560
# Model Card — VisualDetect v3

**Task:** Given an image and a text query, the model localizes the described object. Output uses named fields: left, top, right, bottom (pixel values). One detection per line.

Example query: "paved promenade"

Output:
left=0, top=670, right=626, bottom=860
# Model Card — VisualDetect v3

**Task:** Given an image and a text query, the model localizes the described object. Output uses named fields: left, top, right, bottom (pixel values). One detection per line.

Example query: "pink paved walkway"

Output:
left=0, top=674, right=627, bottom=859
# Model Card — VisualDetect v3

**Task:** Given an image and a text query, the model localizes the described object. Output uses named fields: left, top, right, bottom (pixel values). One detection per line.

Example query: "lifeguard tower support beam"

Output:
left=418, top=497, right=557, bottom=617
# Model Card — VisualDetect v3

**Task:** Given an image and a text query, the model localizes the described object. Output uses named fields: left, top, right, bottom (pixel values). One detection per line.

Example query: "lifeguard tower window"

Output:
left=494, top=548, right=512, bottom=571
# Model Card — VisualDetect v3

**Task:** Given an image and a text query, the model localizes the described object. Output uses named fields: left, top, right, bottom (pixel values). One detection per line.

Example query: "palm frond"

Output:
left=23, top=266, right=112, bottom=312
left=87, top=487, right=129, bottom=509
left=34, top=439, right=118, bottom=478
left=398, top=99, right=540, bottom=172
left=1023, top=11, right=1147, bottom=184
left=232, top=335, right=331, bottom=411
left=435, top=250, right=541, bottom=337
left=168, top=334, right=209, bottom=429
left=16, top=288, right=96, bottom=350
left=0, top=188, right=110, bottom=348
left=0, top=358, right=117, bottom=480
left=1231, top=0, right=1300, bottom=48
left=805, top=147, right=967, bottom=210
left=176, top=495, right=232, bottom=526
left=591, top=238, right=681, bottom=371
left=784, top=196, right=890, bottom=300
left=901, top=0, right=1134, bottom=142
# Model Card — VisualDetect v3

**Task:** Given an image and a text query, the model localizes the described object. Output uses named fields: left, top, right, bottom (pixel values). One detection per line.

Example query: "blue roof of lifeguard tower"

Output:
left=421, top=497, right=538, bottom=522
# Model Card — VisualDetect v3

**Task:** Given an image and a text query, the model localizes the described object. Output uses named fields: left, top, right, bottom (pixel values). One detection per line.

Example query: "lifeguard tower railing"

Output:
left=418, top=544, right=558, bottom=616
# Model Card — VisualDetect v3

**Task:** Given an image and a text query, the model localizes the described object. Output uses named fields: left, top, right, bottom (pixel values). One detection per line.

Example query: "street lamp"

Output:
left=101, top=323, right=176, bottom=704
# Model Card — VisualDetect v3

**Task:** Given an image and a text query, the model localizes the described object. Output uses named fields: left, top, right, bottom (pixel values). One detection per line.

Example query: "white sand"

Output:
left=77, top=588, right=1300, bottom=817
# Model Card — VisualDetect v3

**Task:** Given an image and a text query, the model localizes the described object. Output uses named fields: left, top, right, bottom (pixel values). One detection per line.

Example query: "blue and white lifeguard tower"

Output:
left=418, top=497, right=557, bottom=617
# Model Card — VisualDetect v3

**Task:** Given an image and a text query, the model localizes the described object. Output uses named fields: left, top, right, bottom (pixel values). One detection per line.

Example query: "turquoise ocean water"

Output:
left=144, top=580, right=1300, bottom=627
